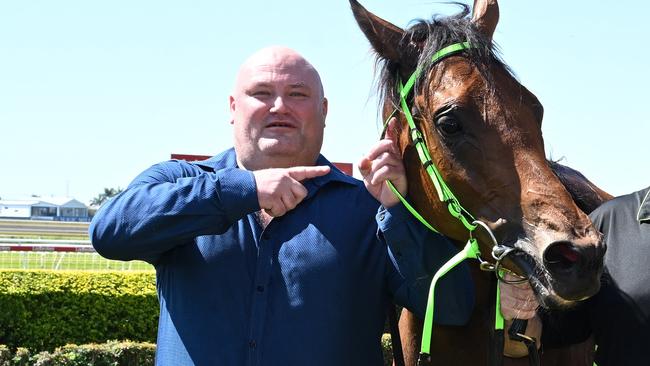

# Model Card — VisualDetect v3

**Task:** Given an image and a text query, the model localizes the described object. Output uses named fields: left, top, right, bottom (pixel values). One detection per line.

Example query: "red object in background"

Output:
left=171, top=154, right=353, bottom=176
left=332, top=162, right=353, bottom=176
left=171, top=154, right=211, bottom=161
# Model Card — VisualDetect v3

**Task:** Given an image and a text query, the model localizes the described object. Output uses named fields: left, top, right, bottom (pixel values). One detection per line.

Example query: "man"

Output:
left=541, top=185, right=650, bottom=365
left=90, top=46, right=474, bottom=365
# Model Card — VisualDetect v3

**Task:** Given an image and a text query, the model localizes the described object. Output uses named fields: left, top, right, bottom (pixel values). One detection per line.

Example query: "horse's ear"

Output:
left=471, top=0, right=499, bottom=41
left=349, top=0, right=404, bottom=63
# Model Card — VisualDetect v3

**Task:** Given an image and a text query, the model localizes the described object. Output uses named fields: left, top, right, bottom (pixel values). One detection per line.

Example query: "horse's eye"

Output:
left=435, top=115, right=462, bottom=136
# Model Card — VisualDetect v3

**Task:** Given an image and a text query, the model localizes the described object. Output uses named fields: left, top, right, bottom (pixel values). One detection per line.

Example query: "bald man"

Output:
left=90, top=46, right=474, bottom=366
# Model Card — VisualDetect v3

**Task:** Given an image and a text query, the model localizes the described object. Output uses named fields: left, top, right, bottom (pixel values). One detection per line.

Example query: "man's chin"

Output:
left=258, top=145, right=298, bottom=157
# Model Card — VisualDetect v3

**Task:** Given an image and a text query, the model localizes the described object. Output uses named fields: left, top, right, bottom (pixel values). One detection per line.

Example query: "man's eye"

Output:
left=251, top=90, right=270, bottom=97
left=289, top=92, right=308, bottom=97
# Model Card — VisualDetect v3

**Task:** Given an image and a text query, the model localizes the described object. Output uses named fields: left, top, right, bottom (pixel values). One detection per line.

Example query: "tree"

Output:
left=91, top=187, right=123, bottom=206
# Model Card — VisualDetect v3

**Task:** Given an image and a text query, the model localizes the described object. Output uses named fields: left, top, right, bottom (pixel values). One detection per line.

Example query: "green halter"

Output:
left=387, top=41, right=477, bottom=234
left=382, top=41, right=507, bottom=361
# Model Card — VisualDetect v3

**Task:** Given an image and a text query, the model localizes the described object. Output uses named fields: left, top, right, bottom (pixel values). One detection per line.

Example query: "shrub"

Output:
left=0, top=270, right=158, bottom=351
left=381, top=333, right=394, bottom=366
left=0, top=345, right=9, bottom=366
left=0, top=341, right=155, bottom=366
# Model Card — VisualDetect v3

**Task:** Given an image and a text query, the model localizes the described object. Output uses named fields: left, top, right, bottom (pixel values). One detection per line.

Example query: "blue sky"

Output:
left=1, top=0, right=648, bottom=204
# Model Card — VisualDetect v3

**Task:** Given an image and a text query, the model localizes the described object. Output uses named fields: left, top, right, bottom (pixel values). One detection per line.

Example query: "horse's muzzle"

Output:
left=542, top=239, right=606, bottom=301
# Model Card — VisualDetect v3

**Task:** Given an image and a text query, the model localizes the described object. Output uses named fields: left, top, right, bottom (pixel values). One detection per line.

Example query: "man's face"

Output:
left=230, top=48, right=328, bottom=170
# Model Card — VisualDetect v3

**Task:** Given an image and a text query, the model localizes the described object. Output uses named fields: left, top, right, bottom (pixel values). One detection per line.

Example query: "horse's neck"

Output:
left=547, top=160, right=613, bottom=214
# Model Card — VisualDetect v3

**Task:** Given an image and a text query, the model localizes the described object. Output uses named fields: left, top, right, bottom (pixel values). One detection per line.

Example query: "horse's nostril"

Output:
left=544, top=241, right=580, bottom=271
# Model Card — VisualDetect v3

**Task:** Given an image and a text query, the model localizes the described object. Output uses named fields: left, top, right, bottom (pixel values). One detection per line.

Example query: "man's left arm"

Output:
left=377, top=203, right=475, bottom=325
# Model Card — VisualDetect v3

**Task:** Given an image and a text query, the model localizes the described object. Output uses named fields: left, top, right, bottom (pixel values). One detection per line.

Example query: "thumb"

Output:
left=357, top=157, right=371, bottom=176
left=286, top=165, right=331, bottom=181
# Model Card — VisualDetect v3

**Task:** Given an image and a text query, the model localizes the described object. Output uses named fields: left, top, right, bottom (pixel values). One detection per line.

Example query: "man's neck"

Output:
left=255, top=210, right=273, bottom=229
left=237, top=155, right=318, bottom=171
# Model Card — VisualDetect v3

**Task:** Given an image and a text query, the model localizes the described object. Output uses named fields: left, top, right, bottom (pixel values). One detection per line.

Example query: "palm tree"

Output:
left=90, top=187, right=123, bottom=206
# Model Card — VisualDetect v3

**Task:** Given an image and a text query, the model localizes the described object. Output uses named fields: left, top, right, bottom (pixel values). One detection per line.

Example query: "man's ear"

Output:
left=229, top=95, right=236, bottom=124
left=322, top=97, right=328, bottom=124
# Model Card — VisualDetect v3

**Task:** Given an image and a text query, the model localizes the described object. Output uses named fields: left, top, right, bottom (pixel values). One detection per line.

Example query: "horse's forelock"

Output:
left=375, top=4, right=514, bottom=119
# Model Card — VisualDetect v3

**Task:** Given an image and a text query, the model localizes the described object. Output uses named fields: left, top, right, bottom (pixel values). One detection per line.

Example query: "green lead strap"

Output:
left=420, top=237, right=481, bottom=355
left=387, top=181, right=439, bottom=233
left=495, top=269, right=505, bottom=330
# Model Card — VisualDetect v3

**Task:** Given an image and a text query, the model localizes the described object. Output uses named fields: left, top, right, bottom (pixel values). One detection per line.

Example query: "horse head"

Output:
left=350, top=0, right=605, bottom=308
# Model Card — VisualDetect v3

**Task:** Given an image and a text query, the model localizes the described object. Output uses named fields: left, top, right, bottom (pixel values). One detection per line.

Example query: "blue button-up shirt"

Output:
left=90, top=148, right=473, bottom=366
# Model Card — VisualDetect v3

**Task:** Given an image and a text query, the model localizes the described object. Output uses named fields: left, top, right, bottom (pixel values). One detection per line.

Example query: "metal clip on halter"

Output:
left=417, top=353, right=432, bottom=366
left=508, top=319, right=540, bottom=366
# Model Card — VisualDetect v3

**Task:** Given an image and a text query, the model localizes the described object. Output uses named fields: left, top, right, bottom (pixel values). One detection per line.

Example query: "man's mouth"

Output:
left=268, top=122, right=293, bottom=127
left=266, top=121, right=296, bottom=129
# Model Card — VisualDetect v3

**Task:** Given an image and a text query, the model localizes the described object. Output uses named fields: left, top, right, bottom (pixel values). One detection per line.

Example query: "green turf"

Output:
left=0, top=251, right=153, bottom=271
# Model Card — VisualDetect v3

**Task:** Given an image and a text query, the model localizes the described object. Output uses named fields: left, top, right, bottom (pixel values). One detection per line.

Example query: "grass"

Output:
left=0, top=251, right=153, bottom=271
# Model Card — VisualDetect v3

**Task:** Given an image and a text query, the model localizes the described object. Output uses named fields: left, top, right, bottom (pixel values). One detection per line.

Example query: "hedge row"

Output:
left=0, top=341, right=156, bottom=366
left=0, top=270, right=158, bottom=351
left=0, top=269, right=396, bottom=365
left=1, top=339, right=393, bottom=366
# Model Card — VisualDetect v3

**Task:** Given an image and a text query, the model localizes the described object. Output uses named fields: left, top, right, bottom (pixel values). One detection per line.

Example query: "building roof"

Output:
left=0, top=200, right=42, bottom=206
left=39, top=197, right=87, bottom=208
left=0, top=197, right=87, bottom=208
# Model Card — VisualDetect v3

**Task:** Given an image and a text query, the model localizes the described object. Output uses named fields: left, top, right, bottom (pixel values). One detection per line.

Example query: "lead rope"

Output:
left=381, top=41, right=539, bottom=366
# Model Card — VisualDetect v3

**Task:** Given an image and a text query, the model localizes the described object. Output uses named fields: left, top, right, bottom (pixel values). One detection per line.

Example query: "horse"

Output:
left=349, top=0, right=611, bottom=365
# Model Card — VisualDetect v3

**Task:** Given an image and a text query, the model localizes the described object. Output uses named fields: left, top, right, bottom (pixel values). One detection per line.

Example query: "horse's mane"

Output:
left=376, top=3, right=514, bottom=112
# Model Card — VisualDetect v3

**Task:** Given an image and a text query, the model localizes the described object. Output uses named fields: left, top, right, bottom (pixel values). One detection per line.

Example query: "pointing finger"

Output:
left=286, top=165, right=330, bottom=181
left=384, top=117, right=400, bottom=145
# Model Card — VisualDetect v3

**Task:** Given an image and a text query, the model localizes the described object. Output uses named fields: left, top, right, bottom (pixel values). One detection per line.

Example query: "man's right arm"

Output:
left=90, top=160, right=259, bottom=263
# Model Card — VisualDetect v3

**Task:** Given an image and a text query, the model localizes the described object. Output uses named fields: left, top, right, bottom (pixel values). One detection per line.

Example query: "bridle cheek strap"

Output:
left=382, top=41, right=526, bottom=365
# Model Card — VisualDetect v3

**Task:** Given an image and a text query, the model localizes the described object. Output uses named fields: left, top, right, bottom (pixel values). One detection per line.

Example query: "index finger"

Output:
left=384, top=117, right=400, bottom=143
left=286, top=165, right=331, bottom=181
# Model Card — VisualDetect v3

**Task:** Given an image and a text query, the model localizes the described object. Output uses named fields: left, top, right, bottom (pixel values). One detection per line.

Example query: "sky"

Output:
left=1, top=0, right=648, bottom=204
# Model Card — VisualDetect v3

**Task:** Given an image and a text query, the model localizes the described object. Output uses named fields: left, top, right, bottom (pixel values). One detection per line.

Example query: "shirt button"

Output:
left=256, top=285, right=265, bottom=292
left=379, top=213, right=385, bottom=221
left=249, top=340, right=256, bottom=349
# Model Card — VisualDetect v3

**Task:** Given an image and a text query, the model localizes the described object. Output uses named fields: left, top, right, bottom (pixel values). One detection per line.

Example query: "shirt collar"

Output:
left=193, top=147, right=358, bottom=186
left=637, top=186, right=650, bottom=223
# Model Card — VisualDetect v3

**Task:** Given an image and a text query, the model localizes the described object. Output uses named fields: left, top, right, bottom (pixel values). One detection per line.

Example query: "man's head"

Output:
left=230, top=46, right=328, bottom=170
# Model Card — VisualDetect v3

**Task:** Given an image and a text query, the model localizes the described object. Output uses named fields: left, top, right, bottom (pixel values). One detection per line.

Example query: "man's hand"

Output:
left=500, top=273, right=542, bottom=358
left=499, top=274, right=539, bottom=320
left=358, top=118, right=406, bottom=208
left=253, top=166, right=330, bottom=217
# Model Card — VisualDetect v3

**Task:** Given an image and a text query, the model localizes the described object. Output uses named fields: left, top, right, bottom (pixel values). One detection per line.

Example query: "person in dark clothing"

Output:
left=542, top=185, right=650, bottom=365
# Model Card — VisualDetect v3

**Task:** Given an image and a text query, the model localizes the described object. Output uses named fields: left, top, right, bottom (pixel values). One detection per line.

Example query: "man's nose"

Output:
left=269, top=96, right=288, bottom=113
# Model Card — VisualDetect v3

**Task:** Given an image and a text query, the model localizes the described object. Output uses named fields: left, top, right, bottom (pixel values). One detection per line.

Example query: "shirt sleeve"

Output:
left=377, top=204, right=475, bottom=326
left=89, top=160, right=260, bottom=264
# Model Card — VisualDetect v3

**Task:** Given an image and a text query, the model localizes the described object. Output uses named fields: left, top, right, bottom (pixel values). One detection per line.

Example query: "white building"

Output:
left=0, top=197, right=89, bottom=221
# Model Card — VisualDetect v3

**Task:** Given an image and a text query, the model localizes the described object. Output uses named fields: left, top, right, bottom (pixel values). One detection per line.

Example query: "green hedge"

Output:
left=0, top=269, right=397, bottom=365
left=2, top=339, right=392, bottom=366
left=0, top=341, right=156, bottom=366
left=0, top=270, right=158, bottom=351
